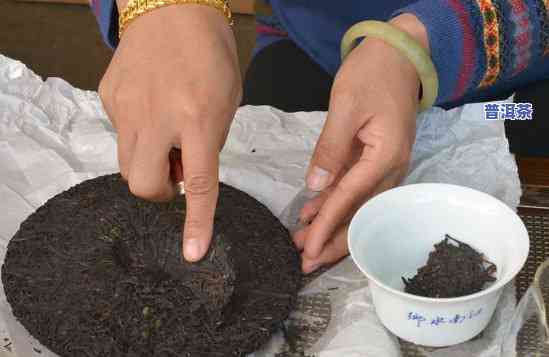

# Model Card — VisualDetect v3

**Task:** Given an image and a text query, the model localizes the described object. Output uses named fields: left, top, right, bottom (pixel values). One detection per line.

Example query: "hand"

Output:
left=99, top=4, right=242, bottom=262
left=293, top=14, right=429, bottom=274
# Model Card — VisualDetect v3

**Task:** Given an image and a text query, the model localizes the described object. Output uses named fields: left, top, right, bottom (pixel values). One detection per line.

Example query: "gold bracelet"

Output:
left=341, top=20, right=438, bottom=112
left=119, top=0, right=233, bottom=38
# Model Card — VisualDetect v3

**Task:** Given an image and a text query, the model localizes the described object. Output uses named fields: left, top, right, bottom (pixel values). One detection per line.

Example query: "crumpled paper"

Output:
left=0, top=53, right=538, bottom=357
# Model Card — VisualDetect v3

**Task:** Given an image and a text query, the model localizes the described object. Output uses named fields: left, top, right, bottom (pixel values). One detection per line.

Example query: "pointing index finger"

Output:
left=179, top=133, right=220, bottom=263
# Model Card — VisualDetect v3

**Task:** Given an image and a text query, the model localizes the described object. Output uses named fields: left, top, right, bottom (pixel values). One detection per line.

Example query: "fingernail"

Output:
left=306, top=166, right=332, bottom=192
left=183, top=238, right=201, bottom=262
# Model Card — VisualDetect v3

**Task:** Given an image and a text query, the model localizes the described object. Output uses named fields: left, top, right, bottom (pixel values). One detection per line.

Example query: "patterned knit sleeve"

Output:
left=394, top=0, right=549, bottom=106
left=90, top=0, right=119, bottom=49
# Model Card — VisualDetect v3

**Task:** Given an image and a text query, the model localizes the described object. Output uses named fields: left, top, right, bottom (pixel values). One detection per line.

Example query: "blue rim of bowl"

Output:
left=347, top=183, right=530, bottom=303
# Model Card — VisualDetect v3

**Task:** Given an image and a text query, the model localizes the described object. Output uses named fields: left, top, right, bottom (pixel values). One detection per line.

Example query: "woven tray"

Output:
left=513, top=208, right=549, bottom=357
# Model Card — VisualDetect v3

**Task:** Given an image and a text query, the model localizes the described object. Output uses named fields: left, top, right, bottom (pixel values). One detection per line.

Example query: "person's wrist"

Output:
left=118, top=3, right=232, bottom=47
left=340, top=16, right=437, bottom=111
left=118, top=0, right=232, bottom=38
left=356, top=33, right=421, bottom=105
left=388, top=15, right=429, bottom=105
left=380, top=14, right=431, bottom=107
left=389, top=13, right=430, bottom=55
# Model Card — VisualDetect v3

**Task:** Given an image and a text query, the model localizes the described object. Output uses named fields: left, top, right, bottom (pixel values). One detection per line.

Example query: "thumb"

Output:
left=306, top=94, right=364, bottom=192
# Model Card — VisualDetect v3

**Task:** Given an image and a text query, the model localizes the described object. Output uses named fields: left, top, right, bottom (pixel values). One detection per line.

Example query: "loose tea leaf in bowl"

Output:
left=2, top=174, right=301, bottom=357
left=402, top=235, right=497, bottom=298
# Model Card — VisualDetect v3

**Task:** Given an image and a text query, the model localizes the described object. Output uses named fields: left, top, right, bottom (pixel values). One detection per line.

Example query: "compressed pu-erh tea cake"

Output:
left=2, top=174, right=301, bottom=357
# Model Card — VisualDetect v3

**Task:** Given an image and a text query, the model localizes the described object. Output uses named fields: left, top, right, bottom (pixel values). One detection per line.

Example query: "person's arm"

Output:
left=90, top=1, right=242, bottom=263
left=395, top=0, right=549, bottom=106
left=297, top=2, right=549, bottom=274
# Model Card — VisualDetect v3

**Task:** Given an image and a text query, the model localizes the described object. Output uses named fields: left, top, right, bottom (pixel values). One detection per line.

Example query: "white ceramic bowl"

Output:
left=348, top=183, right=529, bottom=347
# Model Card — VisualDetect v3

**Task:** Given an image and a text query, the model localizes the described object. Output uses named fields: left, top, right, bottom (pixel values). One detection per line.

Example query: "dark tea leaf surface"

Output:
left=2, top=174, right=301, bottom=357
left=403, top=235, right=497, bottom=298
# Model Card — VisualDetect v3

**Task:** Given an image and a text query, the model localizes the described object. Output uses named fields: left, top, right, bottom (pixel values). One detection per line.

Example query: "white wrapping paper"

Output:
left=0, top=54, right=529, bottom=356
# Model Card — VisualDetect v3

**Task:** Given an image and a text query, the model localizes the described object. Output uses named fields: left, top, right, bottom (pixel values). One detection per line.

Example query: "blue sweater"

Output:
left=91, top=0, right=549, bottom=109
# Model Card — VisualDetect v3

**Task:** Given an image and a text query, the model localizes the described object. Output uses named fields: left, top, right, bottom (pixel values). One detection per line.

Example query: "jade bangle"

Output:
left=341, top=20, right=438, bottom=112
